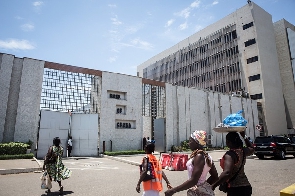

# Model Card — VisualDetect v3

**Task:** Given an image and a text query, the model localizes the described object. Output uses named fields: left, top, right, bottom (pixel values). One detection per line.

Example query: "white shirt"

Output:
left=68, top=139, right=72, bottom=146
left=186, top=154, right=213, bottom=185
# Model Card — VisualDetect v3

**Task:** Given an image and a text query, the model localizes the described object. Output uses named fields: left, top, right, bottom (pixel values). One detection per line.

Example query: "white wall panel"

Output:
left=165, top=83, right=175, bottom=150
left=251, top=100, right=260, bottom=138
left=37, top=110, right=69, bottom=159
left=194, top=89, right=208, bottom=132
left=189, top=88, right=199, bottom=136
left=177, top=86, right=186, bottom=145
left=71, top=114, right=98, bottom=156
left=185, top=87, right=191, bottom=140
left=231, top=96, right=243, bottom=114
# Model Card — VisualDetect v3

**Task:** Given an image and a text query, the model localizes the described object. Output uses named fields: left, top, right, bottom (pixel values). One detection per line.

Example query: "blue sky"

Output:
left=0, top=0, right=294, bottom=76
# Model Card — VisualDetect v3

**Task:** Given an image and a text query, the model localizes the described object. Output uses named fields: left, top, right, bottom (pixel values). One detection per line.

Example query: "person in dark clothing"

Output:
left=212, top=131, right=254, bottom=196
left=143, top=137, right=147, bottom=150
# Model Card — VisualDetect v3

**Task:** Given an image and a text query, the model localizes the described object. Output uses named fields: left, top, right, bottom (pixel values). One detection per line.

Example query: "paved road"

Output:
left=0, top=153, right=294, bottom=196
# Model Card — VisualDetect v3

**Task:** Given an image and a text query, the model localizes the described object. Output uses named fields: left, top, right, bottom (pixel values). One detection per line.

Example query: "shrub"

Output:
left=180, top=140, right=189, bottom=151
left=0, top=142, right=28, bottom=155
left=26, top=140, right=33, bottom=149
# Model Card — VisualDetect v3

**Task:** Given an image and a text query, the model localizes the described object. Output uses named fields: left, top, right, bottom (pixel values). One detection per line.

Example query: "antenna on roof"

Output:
left=247, top=0, right=251, bottom=4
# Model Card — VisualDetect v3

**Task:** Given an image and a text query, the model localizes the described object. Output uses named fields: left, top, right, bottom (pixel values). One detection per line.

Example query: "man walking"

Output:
left=67, top=136, right=73, bottom=157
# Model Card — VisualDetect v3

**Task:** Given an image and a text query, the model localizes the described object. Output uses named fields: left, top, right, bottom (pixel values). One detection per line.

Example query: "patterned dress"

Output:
left=46, top=145, right=72, bottom=181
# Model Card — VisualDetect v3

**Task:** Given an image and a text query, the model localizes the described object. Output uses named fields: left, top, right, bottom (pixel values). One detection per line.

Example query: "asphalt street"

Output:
left=0, top=152, right=294, bottom=196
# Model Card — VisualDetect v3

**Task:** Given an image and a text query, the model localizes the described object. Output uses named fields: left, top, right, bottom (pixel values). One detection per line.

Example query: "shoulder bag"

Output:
left=44, top=146, right=57, bottom=164
left=219, top=149, right=245, bottom=193
left=139, top=157, right=155, bottom=181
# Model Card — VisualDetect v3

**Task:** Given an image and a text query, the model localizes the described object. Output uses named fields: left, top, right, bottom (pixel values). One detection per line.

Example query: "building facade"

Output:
left=273, top=19, right=295, bottom=134
left=0, top=53, right=259, bottom=156
left=137, top=2, right=291, bottom=136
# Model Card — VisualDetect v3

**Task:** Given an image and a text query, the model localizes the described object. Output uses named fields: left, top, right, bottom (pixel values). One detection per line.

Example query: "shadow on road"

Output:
left=41, top=190, right=74, bottom=195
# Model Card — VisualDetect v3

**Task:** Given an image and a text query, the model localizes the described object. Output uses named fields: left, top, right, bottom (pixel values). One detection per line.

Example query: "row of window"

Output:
left=160, top=61, right=240, bottom=83
left=204, top=79, right=242, bottom=93
left=249, top=74, right=260, bottom=82
left=158, top=46, right=239, bottom=80
left=243, top=22, right=254, bottom=30
left=243, top=22, right=262, bottom=101
left=247, top=56, right=258, bottom=64
left=250, top=93, right=263, bottom=100
left=245, top=38, right=256, bottom=47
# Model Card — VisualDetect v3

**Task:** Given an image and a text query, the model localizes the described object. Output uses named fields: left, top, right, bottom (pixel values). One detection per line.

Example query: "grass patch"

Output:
left=0, top=153, right=34, bottom=160
left=104, top=150, right=145, bottom=156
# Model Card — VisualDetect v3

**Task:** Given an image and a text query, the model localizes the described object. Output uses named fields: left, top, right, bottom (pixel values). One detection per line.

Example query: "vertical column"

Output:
left=3, top=57, right=23, bottom=142
left=0, top=54, right=14, bottom=142
left=14, top=58, right=44, bottom=146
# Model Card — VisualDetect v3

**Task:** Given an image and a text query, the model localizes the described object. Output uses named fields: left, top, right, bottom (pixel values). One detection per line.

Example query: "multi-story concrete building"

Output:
left=137, top=2, right=294, bottom=136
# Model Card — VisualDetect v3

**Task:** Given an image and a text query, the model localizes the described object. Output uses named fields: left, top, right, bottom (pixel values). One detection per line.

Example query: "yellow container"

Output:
left=280, top=184, right=295, bottom=196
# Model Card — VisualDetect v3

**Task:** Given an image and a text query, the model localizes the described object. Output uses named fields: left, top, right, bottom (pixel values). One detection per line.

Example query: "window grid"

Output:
left=40, top=68, right=99, bottom=113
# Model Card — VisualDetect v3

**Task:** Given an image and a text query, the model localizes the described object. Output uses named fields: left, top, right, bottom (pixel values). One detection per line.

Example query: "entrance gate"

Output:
left=37, top=110, right=99, bottom=159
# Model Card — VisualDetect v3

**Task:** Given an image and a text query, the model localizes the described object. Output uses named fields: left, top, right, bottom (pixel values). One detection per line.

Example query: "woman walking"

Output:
left=212, top=131, right=254, bottom=196
left=165, top=130, right=218, bottom=196
left=43, top=137, right=72, bottom=195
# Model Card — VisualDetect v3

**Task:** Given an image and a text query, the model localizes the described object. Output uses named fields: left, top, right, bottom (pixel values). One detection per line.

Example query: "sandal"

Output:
left=59, top=186, right=63, bottom=195
left=45, top=189, right=51, bottom=193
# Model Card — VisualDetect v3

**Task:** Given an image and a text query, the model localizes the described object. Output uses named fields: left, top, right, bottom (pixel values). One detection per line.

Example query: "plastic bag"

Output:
left=223, top=110, right=247, bottom=126
left=40, top=171, right=52, bottom=189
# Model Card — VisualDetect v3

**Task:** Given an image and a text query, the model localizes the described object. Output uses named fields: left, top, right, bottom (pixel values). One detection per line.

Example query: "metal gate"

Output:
left=37, top=110, right=99, bottom=158
left=154, top=118, right=166, bottom=152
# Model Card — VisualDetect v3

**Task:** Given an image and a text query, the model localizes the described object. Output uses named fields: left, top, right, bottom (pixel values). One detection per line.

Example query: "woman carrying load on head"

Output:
left=211, top=131, right=254, bottom=196
left=165, top=130, right=218, bottom=196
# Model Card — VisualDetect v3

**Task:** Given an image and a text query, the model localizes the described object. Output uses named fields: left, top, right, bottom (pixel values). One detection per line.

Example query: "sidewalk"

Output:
left=0, top=151, right=256, bottom=175
left=0, top=157, right=42, bottom=175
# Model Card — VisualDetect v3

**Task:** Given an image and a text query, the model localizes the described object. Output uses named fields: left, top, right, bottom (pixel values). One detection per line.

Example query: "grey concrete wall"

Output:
left=14, top=58, right=44, bottom=149
left=3, top=57, right=23, bottom=142
left=165, top=83, right=259, bottom=149
left=0, top=54, right=14, bottom=142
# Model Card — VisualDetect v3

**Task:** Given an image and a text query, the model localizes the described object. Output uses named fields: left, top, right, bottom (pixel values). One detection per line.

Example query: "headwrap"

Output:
left=191, top=130, right=207, bottom=146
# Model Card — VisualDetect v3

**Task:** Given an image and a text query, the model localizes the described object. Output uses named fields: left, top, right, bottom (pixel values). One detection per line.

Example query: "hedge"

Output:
left=0, top=153, right=34, bottom=160
left=0, top=142, right=28, bottom=155
left=104, top=150, right=145, bottom=156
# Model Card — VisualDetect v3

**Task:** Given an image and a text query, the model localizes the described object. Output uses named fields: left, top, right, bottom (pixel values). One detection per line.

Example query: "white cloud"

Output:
left=15, top=16, right=23, bottom=20
left=33, top=1, right=43, bottom=7
left=0, top=39, right=35, bottom=50
left=177, top=7, right=191, bottom=19
left=165, top=19, right=175, bottom=27
left=33, top=1, right=43, bottom=13
left=191, top=0, right=201, bottom=8
left=111, top=15, right=122, bottom=25
left=125, top=26, right=139, bottom=34
left=212, top=1, right=218, bottom=5
left=130, top=38, right=153, bottom=50
left=179, top=22, right=188, bottom=30
left=21, top=23, right=35, bottom=32
left=108, top=4, right=117, bottom=8
left=109, top=56, right=118, bottom=63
